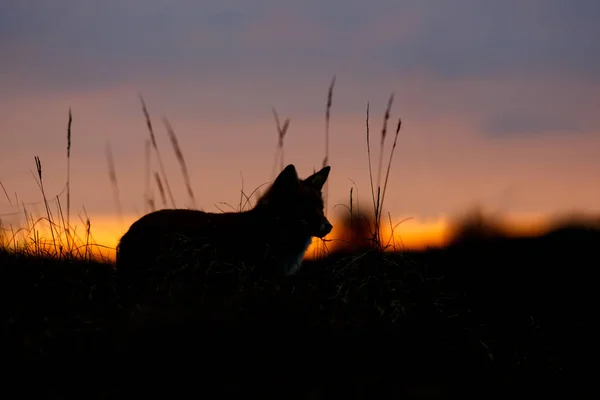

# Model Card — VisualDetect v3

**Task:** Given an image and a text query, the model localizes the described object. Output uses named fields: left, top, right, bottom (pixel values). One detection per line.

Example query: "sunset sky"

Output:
left=1, top=1, right=599, bottom=256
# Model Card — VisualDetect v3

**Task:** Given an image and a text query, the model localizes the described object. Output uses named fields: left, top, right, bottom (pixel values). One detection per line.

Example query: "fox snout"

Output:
left=316, top=218, right=333, bottom=238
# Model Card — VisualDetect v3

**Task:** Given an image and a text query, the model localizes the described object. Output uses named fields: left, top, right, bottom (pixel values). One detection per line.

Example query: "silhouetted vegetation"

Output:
left=2, top=85, right=599, bottom=398
left=3, top=217, right=600, bottom=398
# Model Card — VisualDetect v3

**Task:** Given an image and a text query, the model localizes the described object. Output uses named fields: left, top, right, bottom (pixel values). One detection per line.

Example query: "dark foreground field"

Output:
left=2, top=224, right=599, bottom=399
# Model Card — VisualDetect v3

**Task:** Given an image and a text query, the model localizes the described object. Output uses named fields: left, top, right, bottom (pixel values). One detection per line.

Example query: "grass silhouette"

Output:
left=1, top=81, right=599, bottom=398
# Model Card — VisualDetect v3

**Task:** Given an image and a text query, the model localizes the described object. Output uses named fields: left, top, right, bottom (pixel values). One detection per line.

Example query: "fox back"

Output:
left=116, top=164, right=332, bottom=279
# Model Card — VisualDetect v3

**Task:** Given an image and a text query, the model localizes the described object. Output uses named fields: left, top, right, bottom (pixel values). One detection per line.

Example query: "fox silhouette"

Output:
left=116, top=164, right=332, bottom=278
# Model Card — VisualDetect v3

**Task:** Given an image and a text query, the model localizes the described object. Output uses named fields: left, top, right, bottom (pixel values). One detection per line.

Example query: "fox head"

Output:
left=256, top=164, right=333, bottom=238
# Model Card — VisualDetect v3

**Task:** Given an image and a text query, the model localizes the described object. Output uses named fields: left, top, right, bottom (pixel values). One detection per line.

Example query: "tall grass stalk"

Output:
left=317, top=75, right=336, bottom=258
left=0, top=181, right=12, bottom=206
left=365, top=94, right=402, bottom=251
left=271, top=107, right=290, bottom=180
left=163, top=117, right=196, bottom=209
left=139, top=94, right=176, bottom=208
left=144, top=139, right=153, bottom=214
left=66, top=108, right=72, bottom=252
left=32, top=156, right=58, bottom=256
left=105, top=142, right=123, bottom=225
left=154, top=172, right=167, bottom=207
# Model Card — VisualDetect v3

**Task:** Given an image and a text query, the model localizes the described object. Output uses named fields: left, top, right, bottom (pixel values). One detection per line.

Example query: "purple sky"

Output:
left=1, top=0, right=600, bottom=246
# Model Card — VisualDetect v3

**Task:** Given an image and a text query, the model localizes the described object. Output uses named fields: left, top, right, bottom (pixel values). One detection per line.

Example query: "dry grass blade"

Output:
left=64, top=108, right=73, bottom=253
left=66, top=108, right=72, bottom=241
left=139, top=94, right=176, bottom=208
left=32, top=156, right=58, bottom=255
left=238, top=171, right=245, bottom=211
left=105, top=141, right=123, bottom=225
left=324, top=75, right=336, bottom=169
left=163, top=117, right=196, bottom=209
left=140, top=94, right=157, bottom=149
left=385, top=213, right=412, bottom=251
left=241, top=182, right=269, bottom=211
left=365, top=93, right=400, bottom=251
left=0, top=181, right=12, bottom=206
left=379, top=118, right=402, bottom=223
left=271, top=107, right=290, bottom=178
left=324, top=75, right=335, bottom=208
left=148, top=197, right=156, bottom=213
left=154, top=172, right=167, bottom=207
left=350, top=187, right=354, bottom=244
left=55, top=195, right=68, bottom=256
left=366, top=103, right=376, bottom=226
left=377, top=92, right=394, bottom=195
left=144, top=139, right=152, bottom=214
left=314, top=75, right=336, bottom=260
left=348, top=178, right=360, bottom=216
left=80, top=206, right=94, bottom=261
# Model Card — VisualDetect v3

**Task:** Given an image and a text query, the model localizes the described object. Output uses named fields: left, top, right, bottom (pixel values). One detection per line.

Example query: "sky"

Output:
left=1, top=0, right=600, bottom=255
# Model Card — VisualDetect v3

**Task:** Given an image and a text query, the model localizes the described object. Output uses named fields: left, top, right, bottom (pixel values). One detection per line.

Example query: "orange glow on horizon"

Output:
left=1, top=211, right=566, bottom=264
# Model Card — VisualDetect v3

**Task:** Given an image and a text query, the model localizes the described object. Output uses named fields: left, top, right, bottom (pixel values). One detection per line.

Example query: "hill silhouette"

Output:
left=2, top=212, right=599, bottom=398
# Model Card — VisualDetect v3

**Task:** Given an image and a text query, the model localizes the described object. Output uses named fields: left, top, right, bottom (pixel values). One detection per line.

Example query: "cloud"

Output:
left=2, top=0, right=599, bottom=94
left=383, top=0, right=600, bottom=80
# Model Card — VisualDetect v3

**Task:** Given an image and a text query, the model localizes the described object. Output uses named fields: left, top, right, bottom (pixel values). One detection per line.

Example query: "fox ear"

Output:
left=273, top=164, right=299, bottom=190
left=305, top=165, right=330, bottom=190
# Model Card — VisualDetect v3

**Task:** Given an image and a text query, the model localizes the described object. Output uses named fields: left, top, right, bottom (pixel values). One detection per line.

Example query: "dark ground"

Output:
left=1, top=224, right=599, bottom=398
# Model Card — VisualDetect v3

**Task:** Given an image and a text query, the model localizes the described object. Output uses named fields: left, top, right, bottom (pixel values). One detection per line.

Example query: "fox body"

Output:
left=116, top=164, right=332, bottom=278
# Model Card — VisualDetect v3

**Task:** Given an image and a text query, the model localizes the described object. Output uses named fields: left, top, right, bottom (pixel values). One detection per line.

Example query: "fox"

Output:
left=116, top=164, right=333, bottom=279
